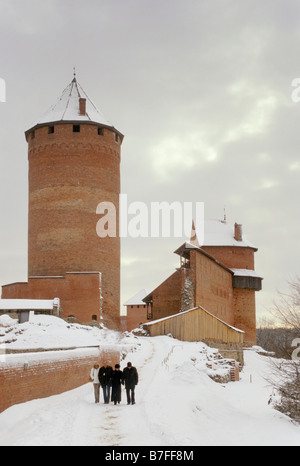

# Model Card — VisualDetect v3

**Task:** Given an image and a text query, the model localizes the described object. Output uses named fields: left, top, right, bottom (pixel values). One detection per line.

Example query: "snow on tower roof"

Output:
left=37, top=77, right=110, bottom=126
left=26, top=75, right=121, bottom=137
left=124, top=289, right=151, bottom=306
left=230, top=269, right=263, bottom=279
left=193, top=219, right=257, bottom=250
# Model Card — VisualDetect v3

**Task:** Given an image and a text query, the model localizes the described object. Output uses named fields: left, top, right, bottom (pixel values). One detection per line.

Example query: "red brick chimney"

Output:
left=79, top=98, right=86, bottom=116
left=234, top=223, right=243, bottom=242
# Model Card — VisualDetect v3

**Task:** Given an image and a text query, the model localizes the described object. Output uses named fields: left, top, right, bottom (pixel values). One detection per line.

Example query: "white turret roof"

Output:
left=124, top=289, right=151, bottom=306
left=27, top=76, right=116, bottom=133
left=192, top=219, right=257, bottom=250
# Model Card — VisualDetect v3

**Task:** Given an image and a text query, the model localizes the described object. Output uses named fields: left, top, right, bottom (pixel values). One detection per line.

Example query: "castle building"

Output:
left=1, top=76, right=123, bottom=329
left=143, top=219, right=262, bottom=346
left=123, top=289, right=150, bottom=332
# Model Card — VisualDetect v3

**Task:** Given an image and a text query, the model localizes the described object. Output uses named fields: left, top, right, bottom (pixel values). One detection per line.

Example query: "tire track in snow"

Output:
left=98, top=407, right=124, bottom=446
left=68, top=389, right=125, bottom=446
left=119, top=337, right=180, bottom=446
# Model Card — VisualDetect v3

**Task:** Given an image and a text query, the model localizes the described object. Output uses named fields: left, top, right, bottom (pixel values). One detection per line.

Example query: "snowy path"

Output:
left=0, top=338, right=170, bottom=446
left=0, top=336, right=300, bottom=446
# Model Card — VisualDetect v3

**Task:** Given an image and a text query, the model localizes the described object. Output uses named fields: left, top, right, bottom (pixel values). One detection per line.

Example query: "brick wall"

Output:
left=233, top=288, right=257, bottom=346
left=151, top=271, right=182, bottom=321
left=192, top=250, right=234, bottom=327
left=0, top=347, right=120, bottom=414
left=126, top=305, right=148, bottom=332
left=201, top=246, right=255, bottom=270
left=2, top=272, right=102, bottom=325
left=26, top=123, right=122, bottom=329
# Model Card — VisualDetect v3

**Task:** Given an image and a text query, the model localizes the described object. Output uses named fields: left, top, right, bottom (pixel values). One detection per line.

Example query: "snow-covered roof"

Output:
left=193, top=219, right=257, bottom=250
left=174, top=242, right=234, bottom=274
left=124, top=289, right=151, bottom=306
left=27, top=77, right=116, bottom=132
left=0, top=299, right=60, bottom=310
left=175, top=242, right=199, bottom=253
left=231, top=269, right=263, bottom=279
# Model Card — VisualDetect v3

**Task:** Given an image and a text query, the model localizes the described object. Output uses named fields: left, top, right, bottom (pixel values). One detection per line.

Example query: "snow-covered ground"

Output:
left=0, top=315, right=300, bottom=446
left=0, top=313, right=128, bottom=351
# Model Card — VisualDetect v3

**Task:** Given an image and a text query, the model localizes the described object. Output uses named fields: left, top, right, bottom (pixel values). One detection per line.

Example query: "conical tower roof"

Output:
left=25, top=75, right=123, bottom=140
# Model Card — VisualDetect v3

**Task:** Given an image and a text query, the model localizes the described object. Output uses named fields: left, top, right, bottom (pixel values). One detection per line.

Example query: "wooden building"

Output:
left=143, top=305, right=244, bottom=364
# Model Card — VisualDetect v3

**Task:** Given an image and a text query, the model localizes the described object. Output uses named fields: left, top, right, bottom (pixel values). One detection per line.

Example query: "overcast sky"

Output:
left=0, top=0, right=300, bottom=322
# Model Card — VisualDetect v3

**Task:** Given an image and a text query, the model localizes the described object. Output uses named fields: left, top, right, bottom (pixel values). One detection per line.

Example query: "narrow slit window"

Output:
left=48, top=126, right=54, bottom=134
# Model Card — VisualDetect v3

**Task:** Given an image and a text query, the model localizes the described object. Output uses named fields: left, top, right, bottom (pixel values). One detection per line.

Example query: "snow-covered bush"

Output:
left=269, top=359, right=300, bottom=424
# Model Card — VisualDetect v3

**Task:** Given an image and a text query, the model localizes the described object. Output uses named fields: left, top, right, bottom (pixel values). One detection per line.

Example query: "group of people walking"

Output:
left=90, top=362, right=139, bottom=406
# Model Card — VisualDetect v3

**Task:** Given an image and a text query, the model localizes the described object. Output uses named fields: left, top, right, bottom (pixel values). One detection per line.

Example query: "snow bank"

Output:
left=0, top=315, right=18, bottom=328
left=0, top=314, right=140, bottom=364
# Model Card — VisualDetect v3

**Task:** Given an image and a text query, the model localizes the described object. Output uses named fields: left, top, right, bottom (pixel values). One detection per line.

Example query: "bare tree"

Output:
left=257, top=327, right=296, bottom=359
left=267, top=278, right=300, bottom=423
left=271, top=277, right=300, bottom=332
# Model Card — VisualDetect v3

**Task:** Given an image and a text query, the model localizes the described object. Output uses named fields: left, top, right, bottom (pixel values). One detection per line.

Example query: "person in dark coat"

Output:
left=123, top=362, right=139, bottom=405
left=111, top=364, right=124, bottom=405
left=99, top=363, right=113, bottom=404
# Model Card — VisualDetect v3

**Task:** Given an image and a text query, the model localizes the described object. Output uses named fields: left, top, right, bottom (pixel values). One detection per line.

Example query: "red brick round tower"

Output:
left=25, top=76, right=124, bottom=329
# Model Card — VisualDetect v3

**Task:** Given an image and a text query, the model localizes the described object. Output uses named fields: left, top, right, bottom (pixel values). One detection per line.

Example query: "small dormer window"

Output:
left=73, top=125, right=80, bottom=133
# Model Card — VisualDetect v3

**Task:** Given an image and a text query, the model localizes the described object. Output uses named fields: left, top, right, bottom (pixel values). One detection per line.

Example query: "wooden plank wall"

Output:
left=144, top=307, right=244, bottom=345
